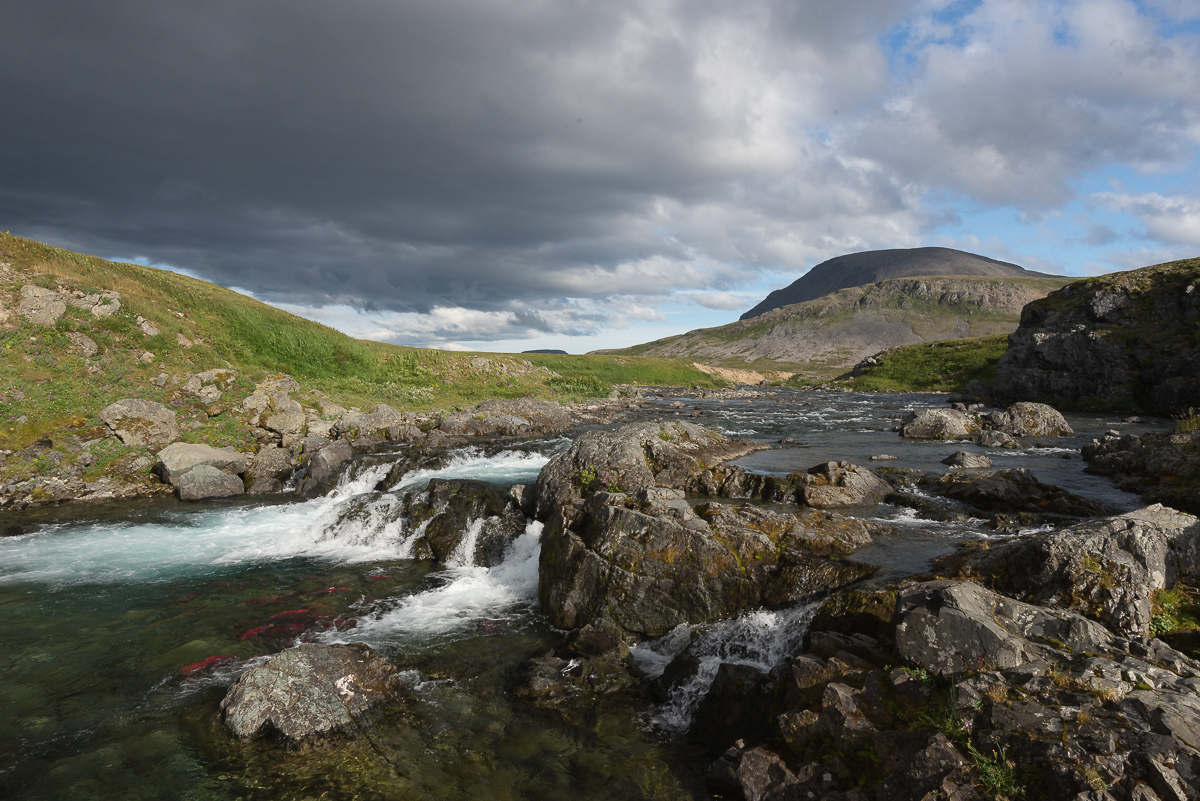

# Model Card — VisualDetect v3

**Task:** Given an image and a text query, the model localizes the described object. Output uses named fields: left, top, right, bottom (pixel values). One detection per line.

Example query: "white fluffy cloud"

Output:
left=1095, top=192, right=1200, bottom=245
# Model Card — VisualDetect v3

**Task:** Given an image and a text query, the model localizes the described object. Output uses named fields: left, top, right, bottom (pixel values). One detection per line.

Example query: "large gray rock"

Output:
left=983, top=401, right=1073, bottom=437
left=220, top=643, right=402, bottom=746
left=899, top=408, right=978, bottom=440
left=533, top=420, right=767, bottom=523
left=796, top=461, right=890, bottom=507
left=298, top=439, right=353, bottom=496
left=244, top=447, right=296, bottom=494
left=18, top=285, right=66, bottom=326
left=333, top=403, right=414, bottom=440
left=895, top=580, right=1114, bottom=678
left=241, top=375, right=303, bottom=427
left=920, top=467, right=1116, bottom=518
left=539, top=489, right=876, bottom=637
left=942, top=451, right=993, bottom=468
left=67, top=291, right=121, bottom=317
left=942, top=504, right=1200, bottom=637
left=99, top=399, right=179, bottom=448
left=155, top=442, right=249, bottom=485
left=176, top=465, right=244, bottom=501
left=66, top=332, right=97, bottom=357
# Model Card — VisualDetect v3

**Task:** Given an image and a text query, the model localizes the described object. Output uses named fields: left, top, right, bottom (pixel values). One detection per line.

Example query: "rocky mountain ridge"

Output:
left=741, top=246, right=1049, bottom=320
left=608, top=275, right=1070, bottom=374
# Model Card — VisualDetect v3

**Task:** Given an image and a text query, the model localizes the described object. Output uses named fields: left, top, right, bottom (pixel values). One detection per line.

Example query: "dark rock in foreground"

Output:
left=220, top=643, right=402, bottom=747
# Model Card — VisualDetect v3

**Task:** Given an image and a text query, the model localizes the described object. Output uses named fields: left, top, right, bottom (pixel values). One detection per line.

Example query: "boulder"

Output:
left=895, top=580, right=1114, bottom=678
left=533, top=420, right=767, bottom=523
left=940, top=504, right=1200, bottom=637
left=220, top=643, right=401, bottom=746
left=98, top=399, right=179, bottom=448
left=538, top=489, right=875, bottom=636
left=983, top=401, right=1073, bottom=437
left=18, top=285, right=66, bottom=325
left=172, top=462, right=242, bottom=501
left=974, top=430, right=1019, bottom=448
left=66, top=332, right=97, bottom=357
left=942, top=451, right=992, bottom=469
left=796, top=461, right=890, bottom=507
left=176, top=465, right=244, bottom=501
left=333, top=404, right=411, bottom=440
left=919, top=468, right=1115, bottom=518
left=244, top=447, right=296, bottom=494
left=155, top=442, right=250, bottom=485
left=264, top=411, right=306, bottom=436
left=67, top=291, right=121, bottom=317
left=1083, top=429, right=1200, bottom=517
left=899, top=408, right=978, bottom=440
left=298, top=439, right=353, bottom=496
left=241, top=375, right=303, bottom=427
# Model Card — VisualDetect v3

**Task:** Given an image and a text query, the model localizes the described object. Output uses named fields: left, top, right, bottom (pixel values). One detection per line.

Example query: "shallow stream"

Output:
left=0, top=390, right=1169, bottom=799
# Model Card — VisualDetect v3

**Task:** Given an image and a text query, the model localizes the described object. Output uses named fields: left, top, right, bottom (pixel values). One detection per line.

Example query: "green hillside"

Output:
left=604, top=275, right=1072, bottom=379
left=0, top=232, right=724, bottom=453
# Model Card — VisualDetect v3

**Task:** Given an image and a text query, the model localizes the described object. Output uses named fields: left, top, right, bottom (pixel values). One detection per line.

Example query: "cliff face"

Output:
left=991, top=257, right=1200, bottom=415
left=609, top=275, right=1069, bottom=372
left=740, top=246, right=1050, bottom=320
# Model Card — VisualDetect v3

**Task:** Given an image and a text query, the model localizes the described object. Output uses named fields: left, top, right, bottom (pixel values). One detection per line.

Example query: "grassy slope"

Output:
left=813, top=335, right=1011, bottom=393
left=0, top=232, right=725, bottom=459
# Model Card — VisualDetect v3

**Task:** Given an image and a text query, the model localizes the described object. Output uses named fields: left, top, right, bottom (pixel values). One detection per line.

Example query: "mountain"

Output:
left=603, top=275, right=1072, bottom=376
left=741, top=247, right=1050, bottom=320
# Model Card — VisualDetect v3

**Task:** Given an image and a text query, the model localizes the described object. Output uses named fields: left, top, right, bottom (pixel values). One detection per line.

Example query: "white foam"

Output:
left=343, top=521, right=543, bottom=641
left=391, top=446, right=556, bottom=492
left=632, top=602, right=816, bottom=734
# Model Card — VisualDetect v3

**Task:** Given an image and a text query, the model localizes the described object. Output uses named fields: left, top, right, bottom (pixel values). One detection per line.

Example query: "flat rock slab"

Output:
left=220, top=643, right=402, bottom=746
left=900, top=408, right=978, bottom=440
left=156, top=442, right=250, bottom=485
left=99, top=399, right=179, bottom=448
left=19, top=285, right=66, bottom=326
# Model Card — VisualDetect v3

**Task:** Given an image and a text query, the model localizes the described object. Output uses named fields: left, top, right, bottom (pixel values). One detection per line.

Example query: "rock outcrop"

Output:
left=438, top=397, right=572, bottom=438
left=703, top=576, right=1200, bottom=800
left=220, top=643, right=402, bottom=747
left=18, top=285, right=66, bottom=326
left=98, top=399, right=179, bottom=448
left=940, top=504, right=1200, bottom=637
left=1084, top=428, right=1200, bottom=516
left=918, top=467, right=1117, bottom=520
left=991, top=256, right=1200, bottom=414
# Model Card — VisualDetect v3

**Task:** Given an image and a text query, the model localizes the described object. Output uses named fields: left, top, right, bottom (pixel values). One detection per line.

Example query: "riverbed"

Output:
left=0, top=390, right=1167, bottom=800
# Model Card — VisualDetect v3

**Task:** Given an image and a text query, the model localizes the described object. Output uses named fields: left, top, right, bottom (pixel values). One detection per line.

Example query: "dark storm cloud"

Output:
left=0, top=0, right=913, bottom=318
left=3, top=0, right=1198, bottom=345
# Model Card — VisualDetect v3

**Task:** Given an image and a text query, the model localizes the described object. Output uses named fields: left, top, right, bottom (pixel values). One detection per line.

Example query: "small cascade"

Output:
left=448, top=518, right=485, bottom=567
left=341, top=520, right=544, bottom=640
left=632, top=602, right=816, bottom=735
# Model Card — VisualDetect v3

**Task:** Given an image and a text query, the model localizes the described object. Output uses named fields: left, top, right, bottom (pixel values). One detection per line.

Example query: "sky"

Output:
left=2, top=0, right=1198, bottom=353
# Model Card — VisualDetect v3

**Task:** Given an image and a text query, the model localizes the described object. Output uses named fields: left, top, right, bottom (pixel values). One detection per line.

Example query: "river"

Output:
left=0, top=390, right=1165, bottom=800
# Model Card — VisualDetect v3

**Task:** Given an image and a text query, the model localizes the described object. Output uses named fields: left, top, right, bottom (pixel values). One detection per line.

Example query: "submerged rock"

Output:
left=919, top=467, right=1115, bottom=519
left=941, top=451, right=992, bottom=468
left=220, top=643, right=402, bottom=747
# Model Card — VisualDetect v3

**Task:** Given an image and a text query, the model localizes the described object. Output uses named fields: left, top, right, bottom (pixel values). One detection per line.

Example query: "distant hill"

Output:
left=602, top=275, right=1072, bottom=377
left=741, top=247, right=1050, bottom=319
